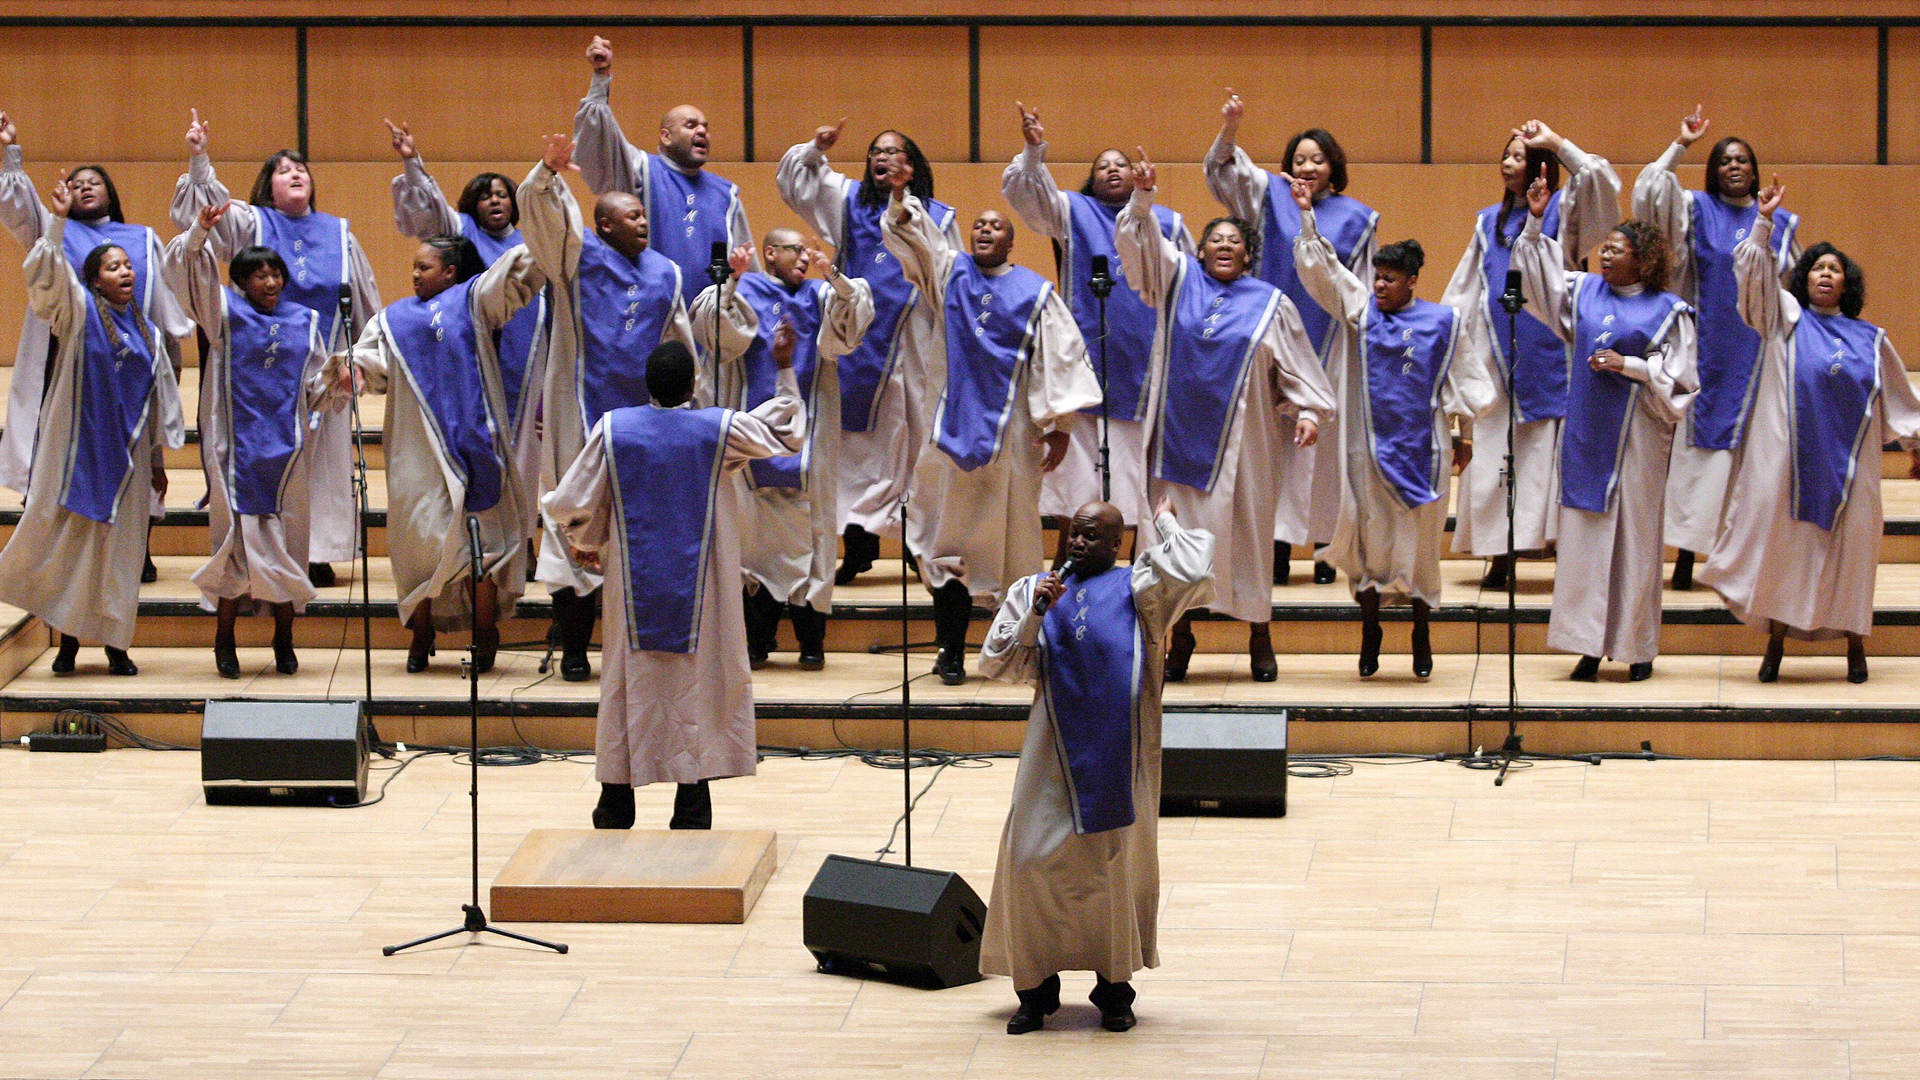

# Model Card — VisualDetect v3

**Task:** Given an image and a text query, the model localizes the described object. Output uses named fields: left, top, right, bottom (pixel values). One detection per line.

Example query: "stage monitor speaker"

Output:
left=802, top=854, right=986, bottom=989
left=1161, top=709, right=1287, bottom=816
left=201, top=700, right=368, bottom=806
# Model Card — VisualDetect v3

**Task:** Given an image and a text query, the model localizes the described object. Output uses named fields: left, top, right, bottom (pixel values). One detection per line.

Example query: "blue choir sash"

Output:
left=605, top=405, right=731, bottom=654
left=1789, top=311, right=1883, bottom=531
left=459, top=214, right=544, bottom=431
left=1559, top=276, right=1689, bottom=513
left=1687, top=192, right=1798, bottom=451
left=222, top=291, right=317, bottom=515
left=1259, top=184, right=1377, bottom=358
left=61, top=299, right=158, bottom=524
left=733, top=274, right=826, bottom=491
left=1040, top=564, right=1140, bottom=835
left=62, top=219, right=156, bottom=318
left=1151, top=261, right=1281, bottom=493
left=933, top=259, right=1050, bottom=471
left=1362, top=298, right=1460, bottom=509
left=255, top=207, right=350, bottom=348
left=576, top=232, right=681, bottom=428
left=1064, top=194, right=1180, bottom=423
left=646, top=154, right=740, bottom=304
left=382, top=281, right=507, bottom=513
left=1477, top=194, right=1571, bottom=422
left=836, top=189, right=955, bottom=433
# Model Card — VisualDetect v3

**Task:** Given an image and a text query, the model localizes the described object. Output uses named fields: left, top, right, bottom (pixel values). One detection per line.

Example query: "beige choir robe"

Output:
left=1117, top=187, right=1336, bottom=624
left=977, top=511, right=1215, bottom=988
left=882, top=193, right=1104, bottom=606
left=1296, top=210, right=1495, bottom=606
left=0, top=145, right=191, bottom=502
left=390, top=155, right=547, bottom=540
left=1001, top=141, right=1197, bottom=527
left=517, top=162, right=699, bottom=597
left=1515, top=216, right=1699, bottom=665
left=692, top=270, right=874, bottom=610
left=171, top=153, right=380, bottom=565
left=1699, top=217, right=1920, bottom=640
left=333, top=249, right=546, bottom=631
left=1205, top=134, right=1375, bottom=550
left=543, top=378, right=804, bottom=787
left=164, top=221, right=327, bottom=612
left=1635, top=139, right=1803, bottom=554
left=776, top=140, right=965, bottom=538
left=1441, top=139, right=1621, bottom=557
left=0, top=219, right=185, bottom=648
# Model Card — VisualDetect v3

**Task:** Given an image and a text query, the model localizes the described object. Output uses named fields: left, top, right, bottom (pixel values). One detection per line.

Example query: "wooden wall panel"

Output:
left=1431, top=26, right=1880, bottom=166
left=752, top=26, right=972, bottom=165
left=307, top=26, right=744, bottom=163
left=978, top=25, right=1424, bottom=165
left=1890, top=28, right=1920, bottom=166
left=0, top=28, right=296, bottom=163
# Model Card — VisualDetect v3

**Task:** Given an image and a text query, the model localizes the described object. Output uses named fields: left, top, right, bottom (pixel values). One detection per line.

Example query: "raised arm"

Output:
left=1131, top=504, right=1218, bottom=633
left=1000, top=104, right=1070, bottom=240
left=879, top=189, right=956, bottom=302
left=0, top=118, right=52, bottom=247
left=162, top=205, right=232, bottom=339
left=725, top=334, right=806, bottom=463
left=686, top=248, right=760, bottom=375
left=23, top=214, right=82, bottom=336
left=571, top=36, right=644, bottom=197
left=468, top=244, right=546, bottom=333
left=170, top=109, right=257, bottom=254
left=1113, top=153, right=1182, bottom=308
left=1203, top=90, right=1268, bottom=222
left=1513, top=178, right=1575, bottom=343
left=386, top=120, right=463, bottom=240
left=1631, top=107, right=1704, bottom=274
left=775, top=122, right=855, bottom=242
left=1290, top=176, right=1370, bottom=324
left=518, top=140, right=585, bottom=287
left=816, top=253, right=876, bottom=359
left=1734, top=180, right=1793, bottom=341
left=1519, top=121, right=1622, bottom=267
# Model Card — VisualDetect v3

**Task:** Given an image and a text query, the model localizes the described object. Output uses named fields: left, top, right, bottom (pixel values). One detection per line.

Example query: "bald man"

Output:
left=574, top=35, right=756, bottom=304
left=521, top=135, right=697, bottom=681
left=978, top=498, right=1215, bottom=1034
left=882, top=178, right=1103, bottom=685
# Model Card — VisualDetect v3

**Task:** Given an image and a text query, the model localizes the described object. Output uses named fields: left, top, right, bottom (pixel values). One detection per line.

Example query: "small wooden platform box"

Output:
left=490, top=829, right=778, bottom=924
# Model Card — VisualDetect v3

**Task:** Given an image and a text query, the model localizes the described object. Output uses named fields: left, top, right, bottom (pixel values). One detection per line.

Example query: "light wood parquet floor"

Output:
left=4, top=749, right=1920, bottom=1078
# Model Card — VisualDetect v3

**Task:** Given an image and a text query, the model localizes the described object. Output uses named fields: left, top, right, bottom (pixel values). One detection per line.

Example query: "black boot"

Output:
left=1671, top=549, right=1695, bottom=591
left=214, top=597, right=241, bottom=680
left=470, top=625, right=499, bottom=676
left=1313, top=559, right=1336, bottom=585
left=743, top=586, right=784, bottom=670
left=591, top=782, right=635, bottom=830
left=1411, top=599, right=1433, bottom=679
left=670, top=779, right=712, bottom=830
left=1249, top=622, right=1277, bottom=682
left=308, top=562, right=337, bottom=588
left=104, top=647, right=137, bottom=676
left=835, top=524, right=879, bottom=586
left=1165, top=612, right=1197, bottom=683
left=1629, top=661, right=1654, bottom=681
left=1848, top=633, right=1868, bottom=684
left=1357, top=589, right=1382, bottom=678
left=406, top=612, right=435, bottom=674
left=272, top=602, right=298, bottom=675
left=1007, top=973, right=1061, bottom=1035
left=1273, top=541, right=1292, bottom=586
left=1758, top=622, right=1786, bottom=683
left=553, top=587, right=595, bottom=682
left=1089, top=975, right=1137, bottom=1032
left=1570, top=655, right=1601, bottom=682
left=791, top=603, right=827, bottom=670
left=51, top=633, right=79, bottom=674
left=1481, top=554, right=1512, bottom=591
left=931, top=580, right=972, bottom=686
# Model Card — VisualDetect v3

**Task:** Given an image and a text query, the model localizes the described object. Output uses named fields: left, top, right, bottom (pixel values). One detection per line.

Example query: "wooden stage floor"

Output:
left=6, top=749, right=1920, bottom=1078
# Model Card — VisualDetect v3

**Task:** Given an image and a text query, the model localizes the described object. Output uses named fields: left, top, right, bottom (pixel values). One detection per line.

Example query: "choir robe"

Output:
left=543, top=381, right=804, bottom=788
left=164, top=223, right=327, bottom=612
left=335, top=250, right=546, bottom=631
left=390, top=155, right=549, bottom=537
left=1635, top=139, right=1801, bottom=554
left=978, top=511, right=1215, bottom=989
left=882, top=194, right=1103, bottom=606
left=776, top=140, right=965, bottom=538
left=518, top=162, right=699, bottom=596
left=1699, top=217, right=1920, bottom=640
left=1001, top=141, right=1197, bottom=526
left=171, top=154, right=380, bottom=565
left=1117, top=188, right=1335, bottom=624
left=573, top=69, right=756, bottom=304
left=0, top=145, right=191, bottom=500
left=1297, top=210, right=1493, bottom=606
left=1440, top=140, right=1622, bottom=556
left=1515, top=216, right=1699, bottom=665
left=692, top=270, right=874, bottom=611
left=1205, top=136, right=1377, bottom=547
left=0, top=219, right=185, bottom=648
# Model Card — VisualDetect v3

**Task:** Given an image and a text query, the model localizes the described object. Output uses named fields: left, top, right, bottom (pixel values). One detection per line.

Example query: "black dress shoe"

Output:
left=1629, top=661, right=1654, bottom=681
left=470, top=626, right=498, bottom=676
left=104, top=648, right=137, bottom=677
left=1480, top=555, right=1511, bottom=591
left=834, top=526, right=879, bottom=585
left=1089, top=977, right=1136, bottom=1033
left=591, top=782, right=635, bottom=830
left=669, top=780, right=712, bottom=830
left=272, top=627, right=298, bottom=675
left=141, top=554, right=158, bottom=584
left=1007, top=974, right=1060, bottom=1035
left=214, top=636, right=241, bottom=680
left=560, top=649, right=592, bottom=682
left=406, top=625, right=435, bottom=674
left=51, top=634, right=78, bottom=674
left=1670, top=550, right=1694, bottom=591
left=1411, top=622, right=1433, bottom=679
left=1570, top=655, right=1601, bottom=682
left=1758, top=637, right=1785, bottom=683
left=934, top=646, right=967, bottom=686
left=1358, top=621, right=1382, bottom=678
left=1249, top=628, right=1277, bottom=683
left=1273, top=541, right=1292, bottom=586
left=1165, top=624, right=1196, bottom=683
left=1313, top=561, right=1336, bottom=585
left=1848, top=642, right=1869, bottom=684
left=308, top=562, right=337, bottom=588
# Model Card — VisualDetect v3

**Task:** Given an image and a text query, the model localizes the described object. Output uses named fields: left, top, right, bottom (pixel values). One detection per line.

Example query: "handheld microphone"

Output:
left=707, top=240, right=730, bottom=285
left=1499, top=268, right=1525, bottom=314
left=1088, top=254, right=1115, bottom=299
left=1033, top=559, right=1075, bottom=615
left=467, top=515, right=483, bottom=569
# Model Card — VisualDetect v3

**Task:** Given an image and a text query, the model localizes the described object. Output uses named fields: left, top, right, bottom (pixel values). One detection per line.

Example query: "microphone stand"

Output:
left=1494, top=274, right=1524, bottom=786
left=334, top=286, right=386, bottom=757
left=1088, top=258, right=1115, bottom=503
left=385, top=518, right=567, bottom=956
left=707, top=244, right=730, bottom=408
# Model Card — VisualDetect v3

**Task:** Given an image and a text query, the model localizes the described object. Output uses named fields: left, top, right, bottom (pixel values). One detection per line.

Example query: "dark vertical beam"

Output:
left=1420, top=24, right=1432, bottom=165
left=1878, top=24, right=1890, bottom=165
left=743, top=24, right=756, bottom=162
left=969, top=24, right=981, bottom=163
left=295, top=24, right=307, bottom=157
